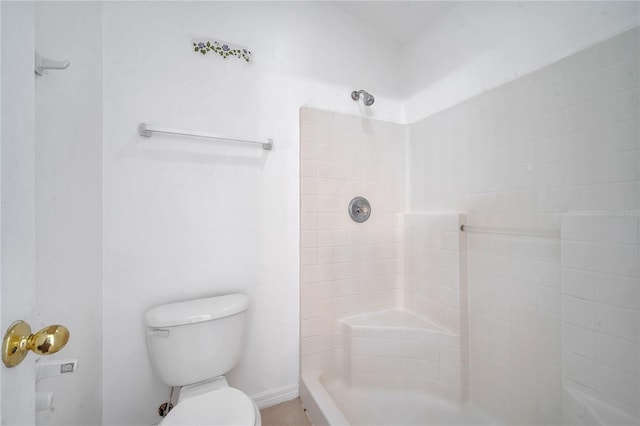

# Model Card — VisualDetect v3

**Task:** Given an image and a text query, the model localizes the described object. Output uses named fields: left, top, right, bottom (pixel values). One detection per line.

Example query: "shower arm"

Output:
left=351, top=90, right=365, bottom=101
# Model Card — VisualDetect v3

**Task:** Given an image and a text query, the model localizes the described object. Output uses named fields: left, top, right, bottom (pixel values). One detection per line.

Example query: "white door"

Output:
left=1, top=2, right=37, bottom=424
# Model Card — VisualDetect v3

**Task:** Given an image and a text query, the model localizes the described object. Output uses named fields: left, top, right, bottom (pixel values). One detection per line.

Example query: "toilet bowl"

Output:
left=160, top=388, right=260, bottom=426
left=145, top=294, right=260, bottom=426
left=160, top=388, right=261, bottom=426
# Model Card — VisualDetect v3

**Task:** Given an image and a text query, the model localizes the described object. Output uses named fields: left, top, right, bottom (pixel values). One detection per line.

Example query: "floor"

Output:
left=260, top=398, right=312, bottom=426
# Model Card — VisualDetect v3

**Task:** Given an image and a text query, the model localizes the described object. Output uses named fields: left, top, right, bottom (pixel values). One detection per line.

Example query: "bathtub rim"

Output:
left=300, top=371, right=350, bottom=426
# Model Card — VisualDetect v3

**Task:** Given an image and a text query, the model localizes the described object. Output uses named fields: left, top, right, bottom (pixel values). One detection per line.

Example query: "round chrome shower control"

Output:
left=348, top=197, right=371, bottom=223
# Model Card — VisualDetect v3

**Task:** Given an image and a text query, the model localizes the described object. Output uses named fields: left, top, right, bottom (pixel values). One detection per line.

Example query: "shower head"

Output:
left=351, top=89, right=375, bottom=106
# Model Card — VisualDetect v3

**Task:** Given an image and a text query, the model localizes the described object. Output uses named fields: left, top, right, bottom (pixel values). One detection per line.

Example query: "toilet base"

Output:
left=178, top=376, right=229, bottom=402
left=171, top=376, right=262, bottom=426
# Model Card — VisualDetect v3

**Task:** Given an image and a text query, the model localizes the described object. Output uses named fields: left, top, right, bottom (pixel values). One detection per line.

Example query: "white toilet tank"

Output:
left=145, top=294, right=249, bottom=387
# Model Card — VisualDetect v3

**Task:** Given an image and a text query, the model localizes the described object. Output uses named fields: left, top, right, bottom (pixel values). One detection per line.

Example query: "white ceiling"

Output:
left=334, top=1, right=459, bottom=46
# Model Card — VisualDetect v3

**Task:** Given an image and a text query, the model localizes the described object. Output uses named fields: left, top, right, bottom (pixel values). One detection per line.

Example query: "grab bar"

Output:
left=460, top=224, right=560, bottom=239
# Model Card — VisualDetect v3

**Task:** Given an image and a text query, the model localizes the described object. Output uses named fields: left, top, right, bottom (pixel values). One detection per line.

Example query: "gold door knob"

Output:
left=2, top=320, right=70, bottom=367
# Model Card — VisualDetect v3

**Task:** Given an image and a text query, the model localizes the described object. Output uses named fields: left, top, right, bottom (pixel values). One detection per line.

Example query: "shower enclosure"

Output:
left=299, top=27, right=639, bottom=426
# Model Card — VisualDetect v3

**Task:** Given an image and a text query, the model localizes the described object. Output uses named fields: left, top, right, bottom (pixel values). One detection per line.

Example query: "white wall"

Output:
left=101, top=2, right=401, bottom=425
left=401, top=1, right=640, bottom=122
left=1, top=2, right=36, bottom=424
left=34, top=2, right=102, bottom=425
left=1, top=2, right=3, bottom=421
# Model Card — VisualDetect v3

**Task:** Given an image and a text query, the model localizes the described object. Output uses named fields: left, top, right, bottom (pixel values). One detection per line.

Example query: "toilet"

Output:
left=145, top=294, right=261, bottom=425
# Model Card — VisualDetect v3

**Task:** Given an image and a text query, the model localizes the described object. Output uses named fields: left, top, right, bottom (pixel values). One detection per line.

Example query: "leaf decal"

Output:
left=192, top=39, right=252, bottom=62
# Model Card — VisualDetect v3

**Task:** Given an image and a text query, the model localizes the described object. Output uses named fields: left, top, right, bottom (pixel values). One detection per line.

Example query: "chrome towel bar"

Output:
left=138, top=122, right=273, bottom=150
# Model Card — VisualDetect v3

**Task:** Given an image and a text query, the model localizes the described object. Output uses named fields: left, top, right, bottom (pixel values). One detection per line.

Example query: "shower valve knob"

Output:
left=349, top=197, right=371, bottom=223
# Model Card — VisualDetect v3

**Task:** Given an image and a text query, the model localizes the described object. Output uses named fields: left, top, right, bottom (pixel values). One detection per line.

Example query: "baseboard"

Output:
left=250, top=384, right=299, bottom=409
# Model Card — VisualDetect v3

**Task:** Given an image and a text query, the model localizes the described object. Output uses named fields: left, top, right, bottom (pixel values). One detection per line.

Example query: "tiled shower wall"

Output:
left=561, top=213, right=639, bottom=423
left=408, top=27, right=639, bottom=425
left=300, top=25, right=638, bottom=425
left=466, top=232, right=563, bottom=424
left=299, top=108, right=407, bottom=374
left=404, top=212, right=468, bottom=333
left=409, top=26, right=638, bottom=217
left=403, top=212, right=469, bottom=400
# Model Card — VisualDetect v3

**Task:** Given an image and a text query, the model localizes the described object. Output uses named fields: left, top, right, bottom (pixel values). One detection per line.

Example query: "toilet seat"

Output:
left=160, top=387, right=256, bottom=426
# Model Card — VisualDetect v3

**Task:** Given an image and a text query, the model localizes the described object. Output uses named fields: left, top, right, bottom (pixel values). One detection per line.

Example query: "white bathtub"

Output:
left=300, top=309, right=496, bottom=425
left=563, top=386, right=639, bottom=426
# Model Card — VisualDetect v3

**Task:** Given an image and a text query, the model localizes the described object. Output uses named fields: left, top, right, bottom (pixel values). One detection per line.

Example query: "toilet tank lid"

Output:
left=145, top=294, right=249, bottom=328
